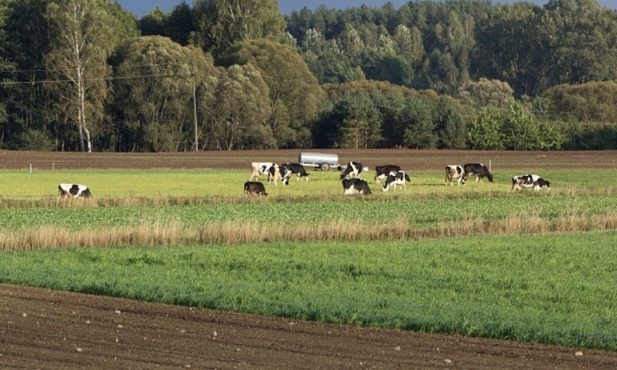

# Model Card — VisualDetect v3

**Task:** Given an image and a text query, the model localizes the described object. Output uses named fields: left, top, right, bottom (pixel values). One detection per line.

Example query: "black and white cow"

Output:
left=445, top=165, right=466, bottom=186
left=342, top=178, right=371, bottom=195
left=58, top=183, right=92, bottom=198
left=340, top=161, right=368, bottom=180
left=382, top=170, right=411, bottom=192
left=511, top=174, right=551, bottom=191
left=463, top=163, right=494, bottom=183
left=281, top=163, right=309, bottom=182
left=249, top=162, right=274, bottom=181
left=267, top=164, right=285, bottom=185
left=244, top=181, right=268, bottom=196
left=374, top=164, right=401, bottom=183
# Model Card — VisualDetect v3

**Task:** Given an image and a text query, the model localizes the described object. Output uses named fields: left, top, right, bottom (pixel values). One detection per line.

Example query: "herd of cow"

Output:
left=53, top=160, right=551, bottom=199
left=244, top=161, right=551, bottom=196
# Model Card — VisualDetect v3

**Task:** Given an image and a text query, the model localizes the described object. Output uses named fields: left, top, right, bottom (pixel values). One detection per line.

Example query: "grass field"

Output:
left=2, top=233, right=616, bottom=350
left=1, top=150, right=617, bottom=351
left=1, top=167, right=615, bottom=200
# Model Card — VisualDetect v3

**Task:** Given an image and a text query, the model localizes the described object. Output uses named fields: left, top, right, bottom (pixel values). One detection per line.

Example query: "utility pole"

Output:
left=192, top=65, right=198, bottom=151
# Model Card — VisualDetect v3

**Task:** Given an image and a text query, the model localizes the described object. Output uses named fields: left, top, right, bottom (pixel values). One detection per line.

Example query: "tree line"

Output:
left=1, top=0, right=616, bottom=152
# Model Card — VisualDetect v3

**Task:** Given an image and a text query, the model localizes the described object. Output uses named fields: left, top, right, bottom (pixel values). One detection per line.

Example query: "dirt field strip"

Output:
left=2, top=284, right=616, bottom=369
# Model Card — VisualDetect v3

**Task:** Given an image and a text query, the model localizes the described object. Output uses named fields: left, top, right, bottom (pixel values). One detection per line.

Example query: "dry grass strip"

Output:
left=2, top=212, right=617, bottom=251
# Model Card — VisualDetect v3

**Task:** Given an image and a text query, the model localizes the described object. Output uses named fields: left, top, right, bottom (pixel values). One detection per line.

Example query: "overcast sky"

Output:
left=117, top=0, right=616, bottom=18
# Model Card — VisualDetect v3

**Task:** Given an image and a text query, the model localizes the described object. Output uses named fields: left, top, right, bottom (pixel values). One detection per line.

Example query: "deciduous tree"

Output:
left=111, top=36, right=218, bottom=152
left=221, top=39, right=323, bottom=148
left=192, top=0, right=285, bottom=59
left=44, top=0, right=121, bottom=152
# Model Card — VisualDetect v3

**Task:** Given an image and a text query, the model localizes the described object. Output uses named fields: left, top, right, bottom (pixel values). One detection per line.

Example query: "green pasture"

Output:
left=0, top=167, right=614, bottom=199
left=1, top=232, right=616, bottom=350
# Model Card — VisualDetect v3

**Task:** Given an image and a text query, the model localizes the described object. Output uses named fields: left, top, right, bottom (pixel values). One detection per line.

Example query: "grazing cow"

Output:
left=445, top=165, right=466, bottom=186
left=342, top=178, right=371, bottom=195
left=249, top=162, right=274, bottom=181
left=340, top=161, right=369, bottom=180
left=281, top=163, right=309, bottom=182
left=244, top=181, right=268, bottom=196
left=58, top=183, right=92, bottom=198
left=463, top=163, right=494, bottom=183
left=382, top=170, right=411, bottom=192
left=374, top=164, right=401, bottom=183
left=512, top=174, right=551, bottom=191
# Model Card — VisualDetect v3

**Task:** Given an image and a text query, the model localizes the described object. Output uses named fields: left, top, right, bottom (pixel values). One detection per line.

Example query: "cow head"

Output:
left=280, top=165, right=291, bottom=185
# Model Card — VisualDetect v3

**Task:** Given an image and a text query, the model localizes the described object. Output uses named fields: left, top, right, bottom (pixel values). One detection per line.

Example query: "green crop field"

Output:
left=1, top=163, right=617, bottom=350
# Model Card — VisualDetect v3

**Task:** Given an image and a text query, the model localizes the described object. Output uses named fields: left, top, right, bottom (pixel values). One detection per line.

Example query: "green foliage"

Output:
left=501, top=103, right=542, bottom=150
left=544, top=81, right=617, bottom=123
left=402, top=96, right=436, bottom=148
left=192, top=0, right=285, bottom=59
left=209, top=64, right=274, bottom=150
left=466, top=107, right=504, bottom=150
left=17, top=129, right=53, bottom=151
left=2, top=232, right=617, bottom=350
left=3, top=0, right=617, bottom=151
left=110, top=36, right=218, bottom=151
left=561, top=122, right=617, bottom=150
left=458, top=78, right=515, bottom=109
left=434, top=97, right=466, bottom=149
left=44, top=0, right=125, bottom=152
left=334, top=93, right=383, bottom=149
left=221, top=39, right=323, bottom=148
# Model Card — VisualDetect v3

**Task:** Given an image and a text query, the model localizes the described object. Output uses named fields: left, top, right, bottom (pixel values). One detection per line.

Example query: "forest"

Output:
left=1, top=0, right=616, bottom=152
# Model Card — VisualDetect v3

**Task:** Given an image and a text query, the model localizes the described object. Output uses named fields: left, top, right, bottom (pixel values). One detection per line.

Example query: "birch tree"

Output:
left=44, top=0, right=116, bottom=152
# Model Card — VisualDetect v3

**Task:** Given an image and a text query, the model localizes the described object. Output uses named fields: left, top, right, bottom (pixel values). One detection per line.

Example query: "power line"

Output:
left=0, top=70, right=197, bottom=85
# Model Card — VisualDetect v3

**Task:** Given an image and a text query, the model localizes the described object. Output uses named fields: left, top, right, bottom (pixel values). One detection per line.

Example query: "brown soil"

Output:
left=2, top=285, right=616, bottom=370
left=3, top=148, right=617, bottom=170
left=2, top=149, right=617, bottom=369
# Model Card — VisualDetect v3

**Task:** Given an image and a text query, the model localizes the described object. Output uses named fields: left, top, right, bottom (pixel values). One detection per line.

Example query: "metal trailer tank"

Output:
left=298, top=152, right=339, bottom=171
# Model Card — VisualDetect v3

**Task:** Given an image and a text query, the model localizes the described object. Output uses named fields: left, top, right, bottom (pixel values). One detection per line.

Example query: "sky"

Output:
left=117, top=1, right=616, bottom=18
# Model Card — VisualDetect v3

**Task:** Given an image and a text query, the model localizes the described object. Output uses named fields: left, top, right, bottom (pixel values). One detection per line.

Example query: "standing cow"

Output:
left=58, top=183, right=92, bottom=198
left=512, top=174, right=550, bottom=191
left=342, top=178, right=371, bottom=195
left=244, top=181, right=268, bottom=196
left=267, top=164, right=285, bottom=185
left=374, top=164, right=401, bottom=184
left=445, top=165, right=466, bottom=186
left=382, top=170, right=411, bottom=192
left=340, top=161, right=368, bottom=180
left=463, top=163, right=494, bottom=183
left=249, top=162, right=274, bottom=181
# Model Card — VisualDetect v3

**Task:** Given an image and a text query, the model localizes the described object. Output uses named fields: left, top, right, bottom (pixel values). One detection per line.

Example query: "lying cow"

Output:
left=463, top=163, right=494, bottom=183
left=445, top=165, right=466, bottom=186
left=340, top=161, right=368, bottom=180
left=512, top=174, right=551, bottom=191
left=281, top=163, right=309, bottom=182
left=249, top=162, right=274, bottom=181
left=342, top=178, right=371, bottom=195
left=375, top=164, right=401, bottom=183
left=58, top=183, right=92, bottom=198
left=382, top=170, right=411, bottom=192
left=244, top=181, right=268, bottom=196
